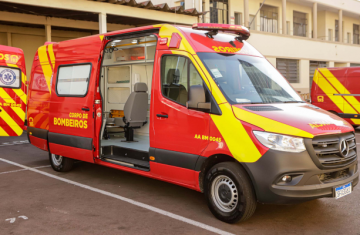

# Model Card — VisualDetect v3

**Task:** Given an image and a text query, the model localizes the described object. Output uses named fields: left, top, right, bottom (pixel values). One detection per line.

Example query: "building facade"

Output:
left=1, top=0, right=360, bottom=93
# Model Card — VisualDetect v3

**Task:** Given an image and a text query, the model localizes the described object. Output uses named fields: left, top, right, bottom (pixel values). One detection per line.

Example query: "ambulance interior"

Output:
left=99, top=35, right=156, bottom=170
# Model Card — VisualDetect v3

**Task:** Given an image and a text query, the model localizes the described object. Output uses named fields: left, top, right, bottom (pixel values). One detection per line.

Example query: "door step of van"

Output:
left=102, top=155, right=150, bottom=171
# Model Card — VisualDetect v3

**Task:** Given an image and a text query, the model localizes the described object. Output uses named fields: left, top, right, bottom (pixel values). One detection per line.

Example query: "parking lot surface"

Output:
left=1, top=131, right=360, bottom=235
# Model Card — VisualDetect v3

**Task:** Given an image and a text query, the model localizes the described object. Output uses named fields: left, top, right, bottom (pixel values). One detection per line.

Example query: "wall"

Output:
left=0, top=24, right=91, bottom=74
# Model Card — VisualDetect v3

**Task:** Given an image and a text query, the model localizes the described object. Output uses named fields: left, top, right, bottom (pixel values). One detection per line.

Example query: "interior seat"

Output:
left=122, top=82, right=148, bottom=142
left=164, top=69, right=187, bottom=104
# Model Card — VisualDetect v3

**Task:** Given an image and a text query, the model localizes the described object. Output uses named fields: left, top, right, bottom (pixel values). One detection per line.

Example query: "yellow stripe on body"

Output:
left=0, top=107, right=23, bottom=136
left=38, top=45, right=53, bottom=94
left=211, top=103, right=262, bottom=163
left=0, top=126, right=9, bottom=136
left=233, top=107, right=314, bottom=138
left=0, top=88, right=25, bottom=121
left=320, top=68, right=360, bottom=113
left=47, top=44, right=56, bottom=69
left=314, top=69, right=360, bottom=125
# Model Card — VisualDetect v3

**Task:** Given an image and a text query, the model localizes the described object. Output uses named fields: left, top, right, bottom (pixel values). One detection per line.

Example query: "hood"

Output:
left=232, top=103, right=353, bottom=138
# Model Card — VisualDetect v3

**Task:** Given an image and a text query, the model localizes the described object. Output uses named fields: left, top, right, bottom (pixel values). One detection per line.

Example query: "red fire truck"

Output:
left=1, top=24, right=358, bottom=223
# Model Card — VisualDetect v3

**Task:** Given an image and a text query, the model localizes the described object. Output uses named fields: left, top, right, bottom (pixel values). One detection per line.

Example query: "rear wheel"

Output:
left=49, top=153, right=74, bottom=172
left=204, top=162, right=257, bottom=223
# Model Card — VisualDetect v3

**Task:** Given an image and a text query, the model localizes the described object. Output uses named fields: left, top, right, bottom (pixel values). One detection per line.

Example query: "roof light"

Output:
left=192, top=23, right=250, bottom=42
left=159, top=38, right=168, bottom=45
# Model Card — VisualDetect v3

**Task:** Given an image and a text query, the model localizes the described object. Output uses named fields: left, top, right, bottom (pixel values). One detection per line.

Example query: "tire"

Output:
left=49, top=152, right=74, bottom=172
left=204, top=162, right=257, bottom=224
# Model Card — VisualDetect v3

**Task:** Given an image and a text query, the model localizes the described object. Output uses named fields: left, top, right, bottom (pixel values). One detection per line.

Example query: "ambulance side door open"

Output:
left=151, top=50, right=210, bottom=181
left=48, top=36, right=104, bottom=163
left=0, top=46, right=27, bottom=137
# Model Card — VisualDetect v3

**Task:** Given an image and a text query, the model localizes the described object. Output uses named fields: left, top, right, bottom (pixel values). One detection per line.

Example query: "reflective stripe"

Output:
left=48, top=44, right=56, bottom=69
left=0, top=88, right=25, bottom=121
left=0, top=126, right=9, bottom=136
left=210, top=103, right=262, bottom=163
left=233, top=107, right=314, bottom=138
left=0, top=107, right=23, bottom=136
left=38, top=45, right=53, bottom=94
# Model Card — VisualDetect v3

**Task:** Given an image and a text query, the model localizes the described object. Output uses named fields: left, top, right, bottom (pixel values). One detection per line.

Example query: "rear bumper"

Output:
left=243, top=149, right=359, bottom=204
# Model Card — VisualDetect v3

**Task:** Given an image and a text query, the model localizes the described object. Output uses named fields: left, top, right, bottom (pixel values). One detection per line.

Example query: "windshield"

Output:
left=197, top=53, right=303, bottom=104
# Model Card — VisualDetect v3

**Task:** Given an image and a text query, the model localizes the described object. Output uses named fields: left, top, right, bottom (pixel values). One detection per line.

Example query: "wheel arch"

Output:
left=198, top=154, right=257, bottom=198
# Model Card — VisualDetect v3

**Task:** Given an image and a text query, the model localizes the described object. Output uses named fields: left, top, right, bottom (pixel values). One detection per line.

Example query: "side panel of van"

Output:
left=27, top=46, right=52, bottom=150
left=0, top=45, right=27, bottom=136
left=344, top=67, right=360, bottom=114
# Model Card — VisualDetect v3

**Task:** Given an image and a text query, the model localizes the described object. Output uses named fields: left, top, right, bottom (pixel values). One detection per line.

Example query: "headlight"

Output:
left=253, top=131, right=306, bottom=153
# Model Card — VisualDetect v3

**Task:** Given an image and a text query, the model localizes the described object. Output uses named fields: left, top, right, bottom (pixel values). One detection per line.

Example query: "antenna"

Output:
left=249, top=0, right=266, bottom=29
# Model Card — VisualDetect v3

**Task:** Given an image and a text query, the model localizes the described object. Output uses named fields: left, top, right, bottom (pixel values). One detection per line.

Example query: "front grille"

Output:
left=311, top=132, right=357, bottom=168
left=318, top=168, right=350, bottom=183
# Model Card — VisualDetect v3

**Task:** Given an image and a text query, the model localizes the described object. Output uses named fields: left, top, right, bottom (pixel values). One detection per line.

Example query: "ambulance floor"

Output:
left=101, top=134, right=149, bottom=152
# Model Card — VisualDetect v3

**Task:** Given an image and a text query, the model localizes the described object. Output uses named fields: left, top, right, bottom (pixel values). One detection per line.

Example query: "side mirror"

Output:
left=187, top=85, right=211, bottom=111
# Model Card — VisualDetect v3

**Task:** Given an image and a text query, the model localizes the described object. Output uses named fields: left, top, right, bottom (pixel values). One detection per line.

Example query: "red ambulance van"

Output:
left=0, top=45, right=27, bottom=136
left=21, top=24, right=360, bottom=223
left=311, top=67, right=360, bottom=128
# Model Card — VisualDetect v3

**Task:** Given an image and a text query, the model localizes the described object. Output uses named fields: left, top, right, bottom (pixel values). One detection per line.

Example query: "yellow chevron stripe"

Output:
left=0, top=88, right=26, bottom=121
left=233, top=107, right=314, bottom=138
left=38, top=45, right=53, bottom=94
left=0, top=107, right=23, bottom=136
left=319, top=68, right=360, bottom=114
left=48, top=44, right=56, bottom=69
left=314, top=69, right=360, bottom=125
left=0, top=126, right=9, bottom=136
left=13, top=88, right=27, bottom=105
left=210, top=103, right=262, bottom=163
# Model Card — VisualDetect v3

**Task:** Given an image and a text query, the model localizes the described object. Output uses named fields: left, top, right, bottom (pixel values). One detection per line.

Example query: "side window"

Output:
left=189, top=63, right=204, bottom=87
left=161, top=56, right=188, bottom=106
left=56, top=64, right=91, bottom=96
left=0, top=66, right=21, bottom=89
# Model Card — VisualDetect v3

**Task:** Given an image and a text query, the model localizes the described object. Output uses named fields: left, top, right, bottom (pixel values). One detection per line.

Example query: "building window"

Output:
left=350, top=63, right=360, bottom=67
left=235, top=12, right=242, bottom=25
left=328, top=29, right=333, bottom=41
left=260, top=4, right=278, bottom=33
left=335, top=20, right=339, bottom=42
left=56, top=64, right=91, bottom=96
left=309, top=61, right=326, bottom=88
left=347, top=32, right=351, bottom=44
left=353, top=24, right=359, bottom=44
left=293, top=11, right=307, bottom=37
left=210, top=0, right=228, bottom=24
left=249, top=14, right=256, bottom=30
left=276, top=59, right=299, bottom=83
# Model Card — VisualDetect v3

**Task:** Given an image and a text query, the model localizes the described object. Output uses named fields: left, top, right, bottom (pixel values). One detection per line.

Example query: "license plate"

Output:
left=335, top=182, right=352, bottom=199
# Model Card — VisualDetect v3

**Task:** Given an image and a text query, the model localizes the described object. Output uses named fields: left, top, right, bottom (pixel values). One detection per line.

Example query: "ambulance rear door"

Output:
left=0, top=45, right=27, bottom=136
left=48, top=35, right=105, bottom=163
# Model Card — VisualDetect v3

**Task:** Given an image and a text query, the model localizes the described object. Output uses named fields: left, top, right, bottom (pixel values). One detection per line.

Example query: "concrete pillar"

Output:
left=339, top=10, right=343, bottom=43
left=313, top=2, right=317, bottom=39
left=244, top=0, right=249, bottom=28
left=6, top=32, right=11, bottom=47
left=327, top=61, right=335, bottom=67
left=282, top=0, right=286, bottom=34
left=99, top=12, right=107, bottom=34
left=45, top=24, right=51, bottom=42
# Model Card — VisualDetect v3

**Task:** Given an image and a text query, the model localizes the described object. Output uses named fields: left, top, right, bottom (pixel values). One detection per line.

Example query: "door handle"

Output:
left=82, top=107, right=90, bottom=111
left=156, top=114, right=168, bottom=118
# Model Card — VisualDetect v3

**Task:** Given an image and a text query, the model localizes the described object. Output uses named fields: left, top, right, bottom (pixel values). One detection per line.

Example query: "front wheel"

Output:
left=204, top=162, right=257, bottom=223
left=49, top=153, right=74, bottom=172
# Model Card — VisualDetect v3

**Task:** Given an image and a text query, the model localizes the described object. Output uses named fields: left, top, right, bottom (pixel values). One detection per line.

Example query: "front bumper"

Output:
left=243, top=149, right=359, bottom=204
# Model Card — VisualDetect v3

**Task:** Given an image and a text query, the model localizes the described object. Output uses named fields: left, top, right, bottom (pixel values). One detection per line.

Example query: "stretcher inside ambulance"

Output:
left=8, top=23, right=360, bottom=223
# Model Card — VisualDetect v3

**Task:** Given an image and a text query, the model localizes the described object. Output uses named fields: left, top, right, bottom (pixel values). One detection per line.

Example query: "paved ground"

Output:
left=1, top=131, right=360, bottom=235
